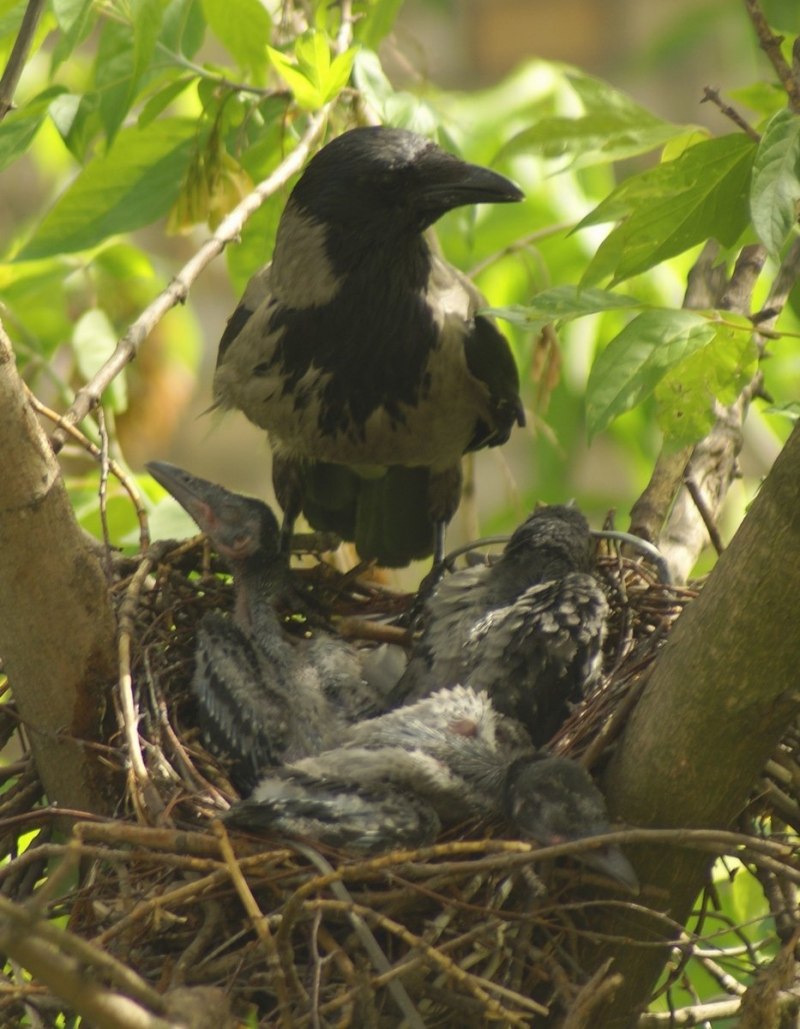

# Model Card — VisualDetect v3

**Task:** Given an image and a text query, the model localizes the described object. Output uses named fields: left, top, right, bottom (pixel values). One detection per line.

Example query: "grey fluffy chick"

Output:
left=226, top=686, right=637, bottom=889
left=390, top=505, right=609, bottom=746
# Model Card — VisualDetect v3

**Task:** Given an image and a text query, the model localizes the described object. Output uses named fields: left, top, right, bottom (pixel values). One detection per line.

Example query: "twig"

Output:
left=683, top=475, right=725, bottom=555
left=0, top=0, right=46, bottom=120
left=50, top=2, right=356, bottom=453
left=468, top=222, right=573, bottom=279
left=0, top=895, right=170, bottom=1026
left=744, top=0, right=800, bottom=113
left=213, top=820, right=295, bottom=1026
left=26, top=389, right=150, bottom=552
left=116, top=541, right=174, bottom=823
left=97, top=406, right=113, bottom=573
left=307, top=897, right=530, bottom=1027
left=290, top=841, right=426, bottom=1029
left=701, top=86, right=761, bottom=141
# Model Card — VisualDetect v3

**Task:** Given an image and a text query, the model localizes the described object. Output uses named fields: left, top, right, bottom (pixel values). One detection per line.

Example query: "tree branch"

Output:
left=0, top=321, right=118, bottom=816
left=0, top=0, right=46, bottom=120
left=50, top=1, right=356, bottom=453
left=583, top=420, right=800, bottom=1026
left=744, top=0, right=800, bottom=113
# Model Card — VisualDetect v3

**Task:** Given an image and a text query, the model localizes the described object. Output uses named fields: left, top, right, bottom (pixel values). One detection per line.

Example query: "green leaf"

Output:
left=325, top=47, right=358, bottom=101
left=201, top=0, right=270, bottom=77
left=580, top=134, right=756, bottom=286
left=585, top=309, right=716, bottom=437
left=161, top=0, right=206, bottom=58
left=18, top=118, right=197, bottom=260
left=0, top=87, right=65, bottom=173
left=50, top=0, right=96, bottom=69
left=489, top=286, right=640, bottom=331
left=93, top=0, right=163, bottom=141
left=94, top=17, right=136, bottom=143
left=502, top=72, right=688, bottom=167
left=267, top=45, right=320, bottom=109
left=137, top=75, right=194, bottom=126
left=356, top=0, right=404, bottom=48
left=655, top=317, right=758, bottom=445
left=72, top=309, right=128, bottom=412
left=131, top=0, right=165, bottom=101
left=750, top=108, right=800, bottom=255
left=763, top=400, right=800, bottom=421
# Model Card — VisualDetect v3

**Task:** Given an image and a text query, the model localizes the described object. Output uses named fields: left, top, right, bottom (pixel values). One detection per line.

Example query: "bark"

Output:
left=582, top=421, right=800, bottom=1026
left=0, top=323, right=118, bottom=815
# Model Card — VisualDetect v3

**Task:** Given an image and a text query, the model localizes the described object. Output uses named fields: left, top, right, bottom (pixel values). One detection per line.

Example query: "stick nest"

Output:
left=2, top=537, right=799, bottom=1028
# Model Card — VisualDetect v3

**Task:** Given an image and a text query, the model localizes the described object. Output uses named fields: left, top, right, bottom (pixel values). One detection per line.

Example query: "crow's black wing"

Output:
left=465, top=573, right=609, bottom=746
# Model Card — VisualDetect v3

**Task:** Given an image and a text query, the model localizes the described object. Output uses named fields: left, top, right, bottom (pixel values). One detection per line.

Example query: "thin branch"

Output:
left=51, top=112, right=328, bottom=452
left=25, top=389, right=150, bottom=552
left=213, top=821, right=294, bottom=1026
left=50, top=0, right=356, bottom=453
left=116, top=542, right=174, bottom=823
left=290, top=841, right=426, bottom=1029
left=701, top=87, right=761, bottom=141
left=0, top=0, right=46, bottom=120
left=744, top=0, right=800, bottom=113
left=0, top=895, right=172, bottom=1029
left=683, top=474, right=725, bottom=555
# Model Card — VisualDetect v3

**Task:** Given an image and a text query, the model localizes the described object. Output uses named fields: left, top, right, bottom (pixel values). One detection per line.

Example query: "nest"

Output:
left=2, top=536, right=799, bottom=1028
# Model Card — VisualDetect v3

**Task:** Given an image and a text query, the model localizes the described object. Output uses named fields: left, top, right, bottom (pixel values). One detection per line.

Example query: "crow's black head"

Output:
left=505, top=755, right=638, bottom=890
left=147, top=461, right=281, bottom=566
left=290, top=126, right=523, bottom=235
left=502, top=504, right=595, bottom=575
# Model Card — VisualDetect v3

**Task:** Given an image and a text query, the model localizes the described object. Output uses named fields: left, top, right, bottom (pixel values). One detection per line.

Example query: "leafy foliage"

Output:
left=0, top=0, right=796, bottom=542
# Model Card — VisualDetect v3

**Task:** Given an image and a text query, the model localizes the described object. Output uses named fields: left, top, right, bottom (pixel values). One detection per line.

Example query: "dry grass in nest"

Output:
left=1, top=538, right=799, bottom=1027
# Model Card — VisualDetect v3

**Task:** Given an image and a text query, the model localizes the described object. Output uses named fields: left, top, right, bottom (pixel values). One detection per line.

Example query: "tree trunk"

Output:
left=583, top=421, right=800, bottom=1026
left=0, top=324, right=118, bottom=816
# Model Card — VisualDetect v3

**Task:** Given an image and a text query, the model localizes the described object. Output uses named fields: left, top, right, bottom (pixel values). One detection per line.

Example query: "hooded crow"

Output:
left=213, top=126, right=525, bottom=566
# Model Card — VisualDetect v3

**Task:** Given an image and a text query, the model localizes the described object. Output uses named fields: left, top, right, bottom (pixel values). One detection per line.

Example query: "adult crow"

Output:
left=213, top=126, right=525, bottom=566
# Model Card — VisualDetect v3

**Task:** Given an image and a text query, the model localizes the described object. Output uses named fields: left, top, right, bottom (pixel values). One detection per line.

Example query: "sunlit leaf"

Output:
left=201, top=0, right=270, bottom=77
left=502, top=73, right=689, bottom=167
left=0, top=87, right=65, bottom=173
left=50, top=0, right=95, bottom=69
left=137, top=75, right=194, bottom=126
left=161, top=0, right=206, bottom=58
left=580, top=134, right=756, bottom=285
left=655, top=317, right=758, bottom=445
left=586, top=309, right=716, bottom=436
left=489, top=286, right=641, bottom=331
left=750, top=108, right=800, bottom=255
left=267, top=45, right=321, bottom=109
left=18, top=118, right=197, bottom=259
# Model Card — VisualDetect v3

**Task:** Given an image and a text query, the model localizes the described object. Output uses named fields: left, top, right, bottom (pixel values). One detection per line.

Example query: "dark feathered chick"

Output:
left=226, top=686, right=637, bottom=888
left=213, top=126, right=525, bottom=566
left=147, top=462, right=376, bottom=790
left=390, top=505, right=609, bottom=746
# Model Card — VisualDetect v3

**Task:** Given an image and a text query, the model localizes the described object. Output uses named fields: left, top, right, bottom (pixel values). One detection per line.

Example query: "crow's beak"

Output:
left=578, top=844, right=640, bottom=893
left=418, top=160, right=524, bottom=211
left=146, top=460, right=223, bottom=536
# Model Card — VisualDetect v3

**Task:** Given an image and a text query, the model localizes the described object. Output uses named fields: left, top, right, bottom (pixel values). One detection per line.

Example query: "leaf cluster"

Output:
left=0, top=0, right=797, bottom=533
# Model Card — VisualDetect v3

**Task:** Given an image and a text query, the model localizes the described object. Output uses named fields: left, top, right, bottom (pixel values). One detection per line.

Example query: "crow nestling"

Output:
left=226, top=685, right=637, bottom=888
left=147, top=462, right=376, bottom=790
left=213, top=126, right=525, bottom=566
left=390, top=505, right=609, bottom=746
